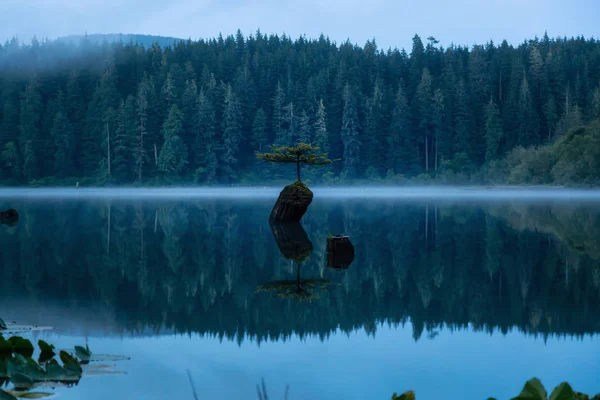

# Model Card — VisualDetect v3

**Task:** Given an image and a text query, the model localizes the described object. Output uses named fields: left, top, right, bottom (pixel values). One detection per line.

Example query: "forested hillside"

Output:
left=55, top=34, right=183, bottom=49
left=0, top=32, right=599, bottom=185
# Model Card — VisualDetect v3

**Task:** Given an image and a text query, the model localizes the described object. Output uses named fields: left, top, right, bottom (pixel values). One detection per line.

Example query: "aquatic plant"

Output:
left=0, top=319, right=129, bottom=399
left=392, top=378, right=600, bottom=400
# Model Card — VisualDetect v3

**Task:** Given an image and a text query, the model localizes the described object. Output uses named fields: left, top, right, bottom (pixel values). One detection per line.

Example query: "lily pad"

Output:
left=0, top=337, right=12, bottom=356
left=74, top=346, right=91, bottom=363
left=512, top=378, right=548, bottom=400
left=37, top=341, right=54, bottom=355
left=392, top=391, right=416, bottom=400
left=24, top=359, right=45, bottom=381
left=550, top=383, right=576, bottom=400
left=59, top=351, right=82, bottom=376
left=6, top=392, right=54, bottom=399
left=12, top=339, right=34, bottom=359
left=0, top=389, right=18, bottom=400
left=44, top=360, right=65, bottom=382
left=10, top=373, right=34, bottom=390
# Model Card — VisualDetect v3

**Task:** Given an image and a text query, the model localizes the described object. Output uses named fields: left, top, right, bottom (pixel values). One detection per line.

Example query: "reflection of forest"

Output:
left=1, top=199, right=600, bottom=342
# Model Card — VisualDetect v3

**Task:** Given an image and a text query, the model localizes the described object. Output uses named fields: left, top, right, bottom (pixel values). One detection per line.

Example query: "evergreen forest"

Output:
left=1, top=32, right=599, bottom=185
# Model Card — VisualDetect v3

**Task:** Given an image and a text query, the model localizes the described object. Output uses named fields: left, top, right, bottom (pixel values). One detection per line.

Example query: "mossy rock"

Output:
left=269, top=182, right=314, bottom=223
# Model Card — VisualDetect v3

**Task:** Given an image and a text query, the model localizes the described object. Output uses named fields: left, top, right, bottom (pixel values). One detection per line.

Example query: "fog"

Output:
left=1, top=186, right=600, bottom=201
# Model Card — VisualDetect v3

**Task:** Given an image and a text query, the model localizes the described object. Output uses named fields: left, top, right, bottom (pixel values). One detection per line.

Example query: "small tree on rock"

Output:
left=256, top=143, right=332, bottom=182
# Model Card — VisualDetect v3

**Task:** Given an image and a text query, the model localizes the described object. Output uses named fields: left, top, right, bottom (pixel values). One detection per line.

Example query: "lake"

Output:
left=1, top=188, right=599, bottom=399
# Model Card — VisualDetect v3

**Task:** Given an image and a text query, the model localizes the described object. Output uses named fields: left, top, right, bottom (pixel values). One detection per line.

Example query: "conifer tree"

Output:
left=19, top=79, right=42, bottom=182
left=341, top=84, right=361, bottom=175
left=158, top=105, right=188, bottom=179
left=484, top=99, right=503, bottom=163
left=298, top=109, right=311, bottom=144
left=195, top=89, right=218, bottom=182
left=273, top=81, right=286, bottom=144
left=252, top=108, right=268, bottom=152
left=314, top=99, right=329, bottom=153
left=220, top=84, right=242, bottom=181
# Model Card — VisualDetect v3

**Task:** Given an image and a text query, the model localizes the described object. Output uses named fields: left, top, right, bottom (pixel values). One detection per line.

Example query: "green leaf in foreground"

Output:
left=392, top=391, right=416, bottom=400
left=0, top=389, right=18, bottom=400
left=0, top=337, right=12, bottom=355
left=7, top=393, right=54, bottom=399
left=0, top=318, right=7, bottom=330
left=9, top=391, right=54, bottom=399
left=74, top=346, right=91, bottom=363
left=12, top=339, right=34, bottom=358
left=9, top=373, right=34, bottom=390
left=37, top=341, right=54, bottom=354
left=549, top=382, right=576, bottom=400
left=512, top=378, right=548, bottom=400
left=59, top=351, right=82, bottom=376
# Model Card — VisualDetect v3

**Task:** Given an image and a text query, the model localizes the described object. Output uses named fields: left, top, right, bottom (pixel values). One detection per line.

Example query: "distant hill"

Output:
left=55, top=33, right=184, bottom=48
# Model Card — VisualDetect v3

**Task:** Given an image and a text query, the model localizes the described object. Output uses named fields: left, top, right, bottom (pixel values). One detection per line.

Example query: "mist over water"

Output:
left=1, top=186, right=600, bottom=200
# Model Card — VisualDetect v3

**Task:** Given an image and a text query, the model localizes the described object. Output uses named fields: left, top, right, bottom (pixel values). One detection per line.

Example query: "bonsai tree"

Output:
left=256, top=143, right=332, bottom=182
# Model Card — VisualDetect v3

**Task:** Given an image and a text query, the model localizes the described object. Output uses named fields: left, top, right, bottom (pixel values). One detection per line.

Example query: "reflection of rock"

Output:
left=0, top=209, right=18, bottom=225
left=270, top=222, right=313, bottom=263
left=327, top=235, right=355, bottom=269
left=269, top=182, right=313, bottom=223
left=258, top=221, right=331, bottom=301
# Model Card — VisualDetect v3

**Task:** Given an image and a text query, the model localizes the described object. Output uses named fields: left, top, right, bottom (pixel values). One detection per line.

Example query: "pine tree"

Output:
left=113, top=97, right=137, bottom=181
left=314, top=99, right=329, bottom=153
left=453, top=79, right=474, bottom=161
left=83, top=70, right=120, bottom=176
left=135, top=76, right=151, bottom=181
left=51, top=109, right=74, bottom=177
left=158, top=105, right=188, bottom=179
left=252, top=108, right=267, bottom=152
left=388, top=81, right=417, bottom=175
left=19, top=79, right=42, bottom=182
left=341, top=84, right=361, bottom=175
left=220, top=84, right=242, bottom=181
left=417, top=68, right=434, bottom=171
left=182, top=79, right=199, bottom=151
left=484, top=99, right=503, bottom=163
left=517, top=75, right=540, bottom=146
left=195, top=89, right=218, bottom=183
left=365, top=80, right=384, bottom=173
left=298, top=109, right=311, bottom=144
left=431, top=89, right=445, bottom=171
left=273, top=81, right=286, bottom=144
left=282, top=102, right=296, bottom=145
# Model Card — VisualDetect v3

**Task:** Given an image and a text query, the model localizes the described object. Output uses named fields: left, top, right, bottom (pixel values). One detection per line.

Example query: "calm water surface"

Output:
left=1, top=188, right=600, bottom=399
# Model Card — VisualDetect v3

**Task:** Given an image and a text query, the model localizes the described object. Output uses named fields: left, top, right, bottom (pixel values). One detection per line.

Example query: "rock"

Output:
left=327, top=235, right=355, bottom=269
left=270, top=222, right=313, bottom=263
left=269, top=182, right=313, bottom=223
left=0, top=209, right=18, bottom=226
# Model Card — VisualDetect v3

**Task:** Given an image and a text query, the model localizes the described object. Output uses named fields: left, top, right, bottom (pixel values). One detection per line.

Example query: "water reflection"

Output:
left=1, top=198, right=600, bottom=342
left=257, top=223, right=331, bottom=301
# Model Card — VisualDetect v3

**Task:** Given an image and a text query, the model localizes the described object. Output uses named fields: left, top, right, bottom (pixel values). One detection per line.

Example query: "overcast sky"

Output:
left=0, top=0, right=598, bottom=50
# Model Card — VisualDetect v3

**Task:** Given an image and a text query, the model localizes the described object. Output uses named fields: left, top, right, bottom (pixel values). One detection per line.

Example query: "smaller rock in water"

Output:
left=327, top=235, right=355, bottom=270
left=269, top=182, right=313, bottom=223
left=0, top=209, right=18, bottom=225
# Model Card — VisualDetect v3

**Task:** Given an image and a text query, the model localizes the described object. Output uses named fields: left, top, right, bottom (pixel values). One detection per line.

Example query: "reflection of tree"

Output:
left=2, top=200, right=600, bottom=342
left=256, top=223, right=331, bottom=301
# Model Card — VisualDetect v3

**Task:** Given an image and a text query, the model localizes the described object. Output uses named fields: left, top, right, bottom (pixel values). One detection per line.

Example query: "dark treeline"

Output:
left=1, top=32, right=600, bottom=185
left=1, top=199, right=600, bottom=342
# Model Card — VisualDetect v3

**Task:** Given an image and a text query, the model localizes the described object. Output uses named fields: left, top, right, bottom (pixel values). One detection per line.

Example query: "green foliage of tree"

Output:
left=256, top=143, right=332, bottom=182
left=0, top=32, right=599, bottom=185
left=485, top=99, right=503, bottom=163
left=158, top=105, right=188, bottom=179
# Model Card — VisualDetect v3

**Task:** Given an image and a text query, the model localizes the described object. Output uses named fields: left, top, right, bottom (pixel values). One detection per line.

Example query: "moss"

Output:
left=289, top=180, right=313, bottom=195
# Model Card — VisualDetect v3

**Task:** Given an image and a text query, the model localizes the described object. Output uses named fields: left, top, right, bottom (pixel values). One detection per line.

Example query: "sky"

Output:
left=0, top=0, right=598, bottom=50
